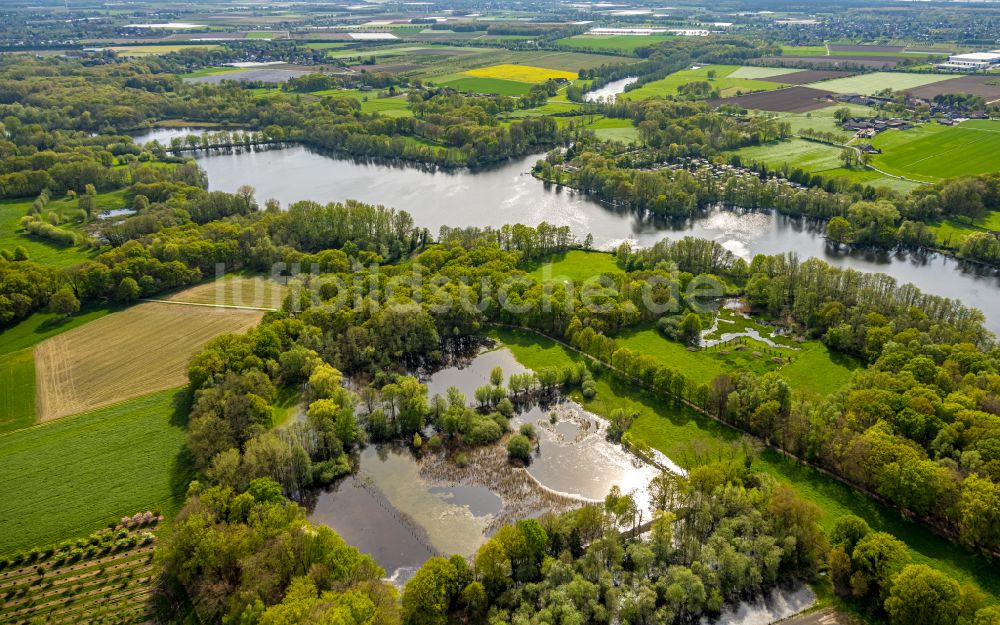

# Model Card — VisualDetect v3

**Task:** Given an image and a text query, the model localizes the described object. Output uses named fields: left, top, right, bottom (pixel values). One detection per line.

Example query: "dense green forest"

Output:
left=1, top=22, right=999, bottom=625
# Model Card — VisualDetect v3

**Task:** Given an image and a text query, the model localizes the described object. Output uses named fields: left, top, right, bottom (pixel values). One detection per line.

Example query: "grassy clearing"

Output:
left=0, top=198, right=100, bottom=268
left=931, top=211, right=1000, bottom=247
left=489, top=327, right=1000, bottom=602
left=0, top=349, right=35, bottom=434
left=554, top=34, right=677, bottom=53
left=621, top=65, right=785, bottom=101
left=464, top=63, right=577, bottom=83
left=617, top=319, right=859, bottom=396
left=525, top=250, right=622, bottom=283
left=311, top=88, right=414, bottom=116
left=582, top=116, right=640, bottom=142
left=870, top=121, right=1000, bottom=181
left=805, top=71, right=953, bottom=95
left=0, top=388, right=192, bottom=556
left=34, top=301, right=263, bottom=421
left=728, top=138, right=920, bottom=193
left=442, top=76, right=533, bottom=95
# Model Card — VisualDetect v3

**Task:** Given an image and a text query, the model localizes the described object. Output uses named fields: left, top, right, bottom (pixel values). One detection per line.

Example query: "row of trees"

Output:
left=400, top=459, right=828, bottom=625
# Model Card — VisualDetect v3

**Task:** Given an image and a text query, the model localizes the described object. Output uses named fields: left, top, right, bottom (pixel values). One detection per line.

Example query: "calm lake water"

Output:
left=132, top=127, right=1000, bottom=333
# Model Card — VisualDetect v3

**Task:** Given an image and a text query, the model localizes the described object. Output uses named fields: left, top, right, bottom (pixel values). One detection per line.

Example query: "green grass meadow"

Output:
left=931, top=211, right=1000, bottom=247
left=871, top=121, right=1000, bottom=181
left=489, top=326, right=999, bottom=602
left=617, top=322, right=860, bottom=396
left=555, top=34, right=677, bottom=53
left=0, top=200, right=95, bottom=267
left=0, top=348, right=35, bottom=434
left=441, top=76, right=533, bottom=96
left=0, top=388, right=193, bottom=555
left=728, top=138, right=920, bottom=193
left=525, top=250, right=622, bottom=283
left=621, top=65, right=785, bottom=101
left=804, top=71, right=953, bottom=95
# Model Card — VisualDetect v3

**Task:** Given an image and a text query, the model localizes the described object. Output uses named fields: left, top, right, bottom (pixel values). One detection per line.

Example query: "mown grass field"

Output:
left=728, top=138, right=920, bottom=193
left=0, top=349, right=35, bottom=434
left=464, top=63, right=577, bottom=83
left=442, top=76, right=533, bottom=95
left=525, top=250, right=622, bottom=283
left=489, top=327, right=1000, bottom=603
left=804, top=71, right=953, bottom=95
left=554, top=34, right=677, bottom=53
left=621, top=65, right=785, bottom=101
left=34, top=300, right=263, bottom=421
left=870, top=121, right=1000, bottom=181
left=0, top=388, right=192, bottom=555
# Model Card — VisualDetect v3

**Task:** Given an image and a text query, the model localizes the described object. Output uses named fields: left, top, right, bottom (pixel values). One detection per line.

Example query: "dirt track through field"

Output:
left=34, top=302, right=262, bottom=421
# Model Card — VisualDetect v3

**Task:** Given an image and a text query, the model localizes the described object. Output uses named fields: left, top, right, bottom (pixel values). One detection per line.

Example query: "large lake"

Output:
left=133, top=128, right=1000, bottom=333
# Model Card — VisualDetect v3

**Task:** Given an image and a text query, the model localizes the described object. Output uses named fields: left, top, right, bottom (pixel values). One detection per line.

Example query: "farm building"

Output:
left=937, top=51, right=1000, bottom=71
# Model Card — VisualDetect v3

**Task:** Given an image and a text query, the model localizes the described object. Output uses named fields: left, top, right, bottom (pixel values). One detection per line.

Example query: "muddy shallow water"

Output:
left=306, top=343, right=664, bottom=584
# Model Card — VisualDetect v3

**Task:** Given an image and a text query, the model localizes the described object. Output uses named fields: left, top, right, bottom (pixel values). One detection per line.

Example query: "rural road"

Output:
left=776, top=609, right=849, bottom=625
left=140, top=298, right=278, bottom=312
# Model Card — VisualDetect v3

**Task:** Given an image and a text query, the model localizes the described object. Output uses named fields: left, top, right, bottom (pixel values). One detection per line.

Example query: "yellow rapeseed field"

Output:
left=463, top=64, right=577, bottom=84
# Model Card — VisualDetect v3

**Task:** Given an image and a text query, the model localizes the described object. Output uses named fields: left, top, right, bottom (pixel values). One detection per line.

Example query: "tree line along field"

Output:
left=869, top=120, right=1000, bottom=182
left=487, top=327, right=1000, bottom=603
left=620, top=65, right=787, bottom=101
left=0, top=388, right=190, bottom=555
